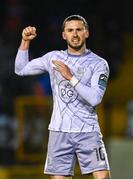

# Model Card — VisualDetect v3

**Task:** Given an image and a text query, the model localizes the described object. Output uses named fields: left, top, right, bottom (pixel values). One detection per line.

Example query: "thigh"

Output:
left=75, top=132, right=110, bottom=175
left=44, top=131, right=76, bottom=176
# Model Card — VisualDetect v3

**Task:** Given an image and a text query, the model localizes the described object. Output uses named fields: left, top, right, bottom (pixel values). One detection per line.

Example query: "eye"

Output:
left=67, top=29, right=73, bottom=32
left=77, top=28, right=83, bottom=31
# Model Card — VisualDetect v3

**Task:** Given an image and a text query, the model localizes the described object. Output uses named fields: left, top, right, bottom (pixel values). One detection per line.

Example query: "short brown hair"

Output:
left=62, top=15, right=89, bottom=31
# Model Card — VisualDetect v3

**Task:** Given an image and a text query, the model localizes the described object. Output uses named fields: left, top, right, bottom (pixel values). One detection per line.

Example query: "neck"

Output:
left=67, top=45, right=87, bottom=55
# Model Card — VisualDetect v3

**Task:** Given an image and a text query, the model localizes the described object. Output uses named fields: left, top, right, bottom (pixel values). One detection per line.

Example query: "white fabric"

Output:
left=15, top=49, right=109, bottom=133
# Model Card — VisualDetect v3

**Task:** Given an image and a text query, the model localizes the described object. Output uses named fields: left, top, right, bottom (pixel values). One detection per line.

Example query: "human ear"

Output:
left=85, top=30, right=89, bottom=38
left=62, top=32, right=66, bottom=40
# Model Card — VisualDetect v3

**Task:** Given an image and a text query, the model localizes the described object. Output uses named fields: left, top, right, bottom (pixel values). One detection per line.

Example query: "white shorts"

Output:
left=44, top=131, right=110, bottom=176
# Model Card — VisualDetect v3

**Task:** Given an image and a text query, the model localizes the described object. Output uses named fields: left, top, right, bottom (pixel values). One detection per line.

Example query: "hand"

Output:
left=52, top=60, right=73, bottom=81
left=22, top=26, right=37, bottom=41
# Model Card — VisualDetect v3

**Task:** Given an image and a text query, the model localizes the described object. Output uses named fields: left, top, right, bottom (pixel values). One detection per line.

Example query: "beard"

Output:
left=66, top=39, right=85, bottom=51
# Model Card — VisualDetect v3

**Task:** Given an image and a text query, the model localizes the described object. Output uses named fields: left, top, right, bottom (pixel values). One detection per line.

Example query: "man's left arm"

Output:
left=53, top=60, right=109, bottom=107
left=73, top=60, right=109, bottom=106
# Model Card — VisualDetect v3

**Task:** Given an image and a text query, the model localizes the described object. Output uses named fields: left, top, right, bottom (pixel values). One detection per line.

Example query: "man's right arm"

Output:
left=15, top=26, right=48, bottom=76
left=19, top=26, right=37, bottom=50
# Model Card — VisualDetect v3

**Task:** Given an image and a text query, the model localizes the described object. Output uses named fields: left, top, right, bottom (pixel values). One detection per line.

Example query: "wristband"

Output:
left=70, top=76, right=79, bottom=87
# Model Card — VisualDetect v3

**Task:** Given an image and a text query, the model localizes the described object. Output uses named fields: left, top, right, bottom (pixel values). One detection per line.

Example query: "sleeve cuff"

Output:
left=69, top=76, right=79, bottom=87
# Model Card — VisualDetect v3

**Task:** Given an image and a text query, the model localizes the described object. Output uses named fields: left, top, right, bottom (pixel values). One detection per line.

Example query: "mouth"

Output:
left=72, top=38, right=80, bottom=44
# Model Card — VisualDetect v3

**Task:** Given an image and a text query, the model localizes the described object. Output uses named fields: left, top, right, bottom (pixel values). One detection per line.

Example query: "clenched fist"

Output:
left=22, top=26, right=37, bottom=41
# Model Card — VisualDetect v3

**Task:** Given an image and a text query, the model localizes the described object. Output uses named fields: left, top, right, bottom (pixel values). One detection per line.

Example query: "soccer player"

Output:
left=14, top=15, right=111, bottom=179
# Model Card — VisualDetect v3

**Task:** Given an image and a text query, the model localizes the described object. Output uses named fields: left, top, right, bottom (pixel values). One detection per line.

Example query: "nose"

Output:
left=73, top=30, right=78, bottom=36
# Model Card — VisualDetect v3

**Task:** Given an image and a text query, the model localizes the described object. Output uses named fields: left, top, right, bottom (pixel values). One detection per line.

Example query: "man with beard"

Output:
left=14, top=15, right=111, bottom=179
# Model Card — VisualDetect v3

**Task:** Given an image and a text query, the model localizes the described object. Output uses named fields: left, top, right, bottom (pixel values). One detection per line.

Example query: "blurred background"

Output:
left=0, top=0, right=133, bottom=178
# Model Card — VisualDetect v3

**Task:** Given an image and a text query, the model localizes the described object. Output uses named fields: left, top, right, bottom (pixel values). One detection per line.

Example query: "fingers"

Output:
left=52, top=60, right=68, bottom=72
left=23, top=26, right=36, bottom=36
left=52, top=60, right=65, bottom=68
left=52, top=60, right=64, bottom=71
left=52, top=60, right=72, bottom=80
left=22, top=26, right=37, bottom=41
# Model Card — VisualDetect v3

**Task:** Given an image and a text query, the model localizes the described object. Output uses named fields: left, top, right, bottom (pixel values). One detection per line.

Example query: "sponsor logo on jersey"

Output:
left=58, top=80, right=78, bottom=103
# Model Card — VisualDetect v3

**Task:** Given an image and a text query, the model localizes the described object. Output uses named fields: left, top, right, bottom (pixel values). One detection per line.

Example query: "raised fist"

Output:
left=22, top=26, right=37, bottom=41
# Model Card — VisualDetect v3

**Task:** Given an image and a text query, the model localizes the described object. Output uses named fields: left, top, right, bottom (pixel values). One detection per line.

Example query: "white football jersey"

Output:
left=15, top=49, right=109, bottom=132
